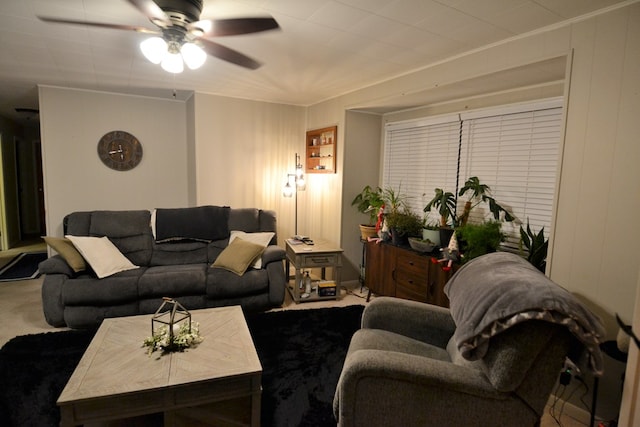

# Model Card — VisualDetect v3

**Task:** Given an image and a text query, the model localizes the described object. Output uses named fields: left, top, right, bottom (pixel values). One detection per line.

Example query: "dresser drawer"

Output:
left=396, top=270, right=427, bottom=296
left=396, top=251, right=428, bottom=280
left=395, top=280, right=427, bottom=303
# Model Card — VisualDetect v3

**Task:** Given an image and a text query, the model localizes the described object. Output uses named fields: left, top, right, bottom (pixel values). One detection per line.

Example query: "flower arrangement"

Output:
left=143, top=321, right=203, bottom=355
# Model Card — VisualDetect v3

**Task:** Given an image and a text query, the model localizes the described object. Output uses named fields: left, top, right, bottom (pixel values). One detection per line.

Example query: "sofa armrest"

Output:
left=261, top=245, right=285, bottom=266
left=38, top=255, right=75, bottom=277
left=362, top=297, right=455, bottom=348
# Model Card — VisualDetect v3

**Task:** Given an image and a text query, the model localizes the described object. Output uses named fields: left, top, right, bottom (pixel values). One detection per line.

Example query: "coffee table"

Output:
left=57, top=306, right=262, bottom=427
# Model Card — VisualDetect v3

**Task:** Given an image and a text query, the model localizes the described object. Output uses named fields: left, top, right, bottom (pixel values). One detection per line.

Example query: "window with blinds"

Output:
left=383, top=98, right=563, bottom=251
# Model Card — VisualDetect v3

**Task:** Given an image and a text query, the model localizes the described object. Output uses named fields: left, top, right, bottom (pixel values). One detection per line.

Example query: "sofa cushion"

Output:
left=212, top=238, right=265, bottom=276
left=206, top=268, right=270, bottom=298
left=138, top=264, right=207, bottom=297
left=66, top=235, right=139, bottom=279
left=43, top=236, right=86, bottom=273
left=90, top=210, right=151, bottom=238
left=229, top=230, right=275, bottom=269
left=89, top=210, right=153, bottom=266
left=228, top=208, right=260, bottom=233
left=151, top=241, right=208, bottom=266
left=62, top=268, right=143, bottom=305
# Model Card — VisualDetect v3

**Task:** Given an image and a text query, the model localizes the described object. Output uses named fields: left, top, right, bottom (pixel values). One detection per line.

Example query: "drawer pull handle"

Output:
left=311, top=257, right=330, bottom=263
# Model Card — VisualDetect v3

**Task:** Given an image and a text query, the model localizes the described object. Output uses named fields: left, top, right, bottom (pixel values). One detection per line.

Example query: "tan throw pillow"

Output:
left=65, top=235, right=139, bottom=279
left=43, top=236, right=86, bottom=273
left=229, top=230, right=275, bottom=269
left=212, top=237, right=265, bottom=276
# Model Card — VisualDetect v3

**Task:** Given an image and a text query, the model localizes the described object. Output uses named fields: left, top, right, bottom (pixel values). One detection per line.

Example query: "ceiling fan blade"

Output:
left=126, top=0, right=172, bottom=28
left=189, top=17, right=279, bottom=37
left=38, top=16, right=158, bottom=33
left=199, top=39, right=262, bottom=70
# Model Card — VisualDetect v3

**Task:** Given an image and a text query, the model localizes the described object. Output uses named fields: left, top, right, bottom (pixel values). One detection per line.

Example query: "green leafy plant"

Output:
left=458, top=176, right=515, bottom=226
left=383, top=184, right=411, bottom=214
left=457, top=221, right=504, bottom=262
left=385, top=209, right=423, bottom=238
left=351, top=185, right=384, bottom=225
left=423, top=188, right=457, bottom=227
left=519, top=219, right=548, bottom=273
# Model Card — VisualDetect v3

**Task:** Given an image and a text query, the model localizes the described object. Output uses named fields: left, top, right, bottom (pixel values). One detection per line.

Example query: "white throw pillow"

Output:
left=229, top=230, right=275, bottom=269
left=65, top=235, right=139, bottom=279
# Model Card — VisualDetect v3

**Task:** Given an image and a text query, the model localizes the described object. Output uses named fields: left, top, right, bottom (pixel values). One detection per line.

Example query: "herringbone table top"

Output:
left=57, top=306, right=261, bottom=426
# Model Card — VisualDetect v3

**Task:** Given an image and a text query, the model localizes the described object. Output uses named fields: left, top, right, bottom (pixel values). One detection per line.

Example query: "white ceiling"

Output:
left=0, top=0, right=629, bottom=126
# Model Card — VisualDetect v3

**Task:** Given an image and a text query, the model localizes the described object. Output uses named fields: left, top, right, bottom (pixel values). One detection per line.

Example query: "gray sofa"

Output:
left=40, top=206, right=286, bottom=329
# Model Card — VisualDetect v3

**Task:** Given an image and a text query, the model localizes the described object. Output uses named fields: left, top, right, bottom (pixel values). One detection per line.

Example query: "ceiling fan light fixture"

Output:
left=181, top=43, right=207, bottom=70
left=140, top=37, right=167, bottom=64
left=161, top=50, right=184, bottom=73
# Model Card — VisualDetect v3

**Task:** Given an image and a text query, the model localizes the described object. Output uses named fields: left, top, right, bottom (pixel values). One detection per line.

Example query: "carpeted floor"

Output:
left=0, top=305, right=364, bottom=427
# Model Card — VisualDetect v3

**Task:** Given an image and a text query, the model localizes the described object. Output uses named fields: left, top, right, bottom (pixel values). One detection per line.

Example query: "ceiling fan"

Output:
left=38, top=0, right=279, bottom=72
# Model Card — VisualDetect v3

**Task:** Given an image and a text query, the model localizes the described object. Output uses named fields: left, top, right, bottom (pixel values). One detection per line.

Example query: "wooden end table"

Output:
left=57, top=306, right=262, bottom=427
left=285, top=238, right=343, bottom=303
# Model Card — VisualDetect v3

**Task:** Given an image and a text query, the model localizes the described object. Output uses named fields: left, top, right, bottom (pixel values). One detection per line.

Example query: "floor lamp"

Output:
left=282, top=153, right=305, bottom=236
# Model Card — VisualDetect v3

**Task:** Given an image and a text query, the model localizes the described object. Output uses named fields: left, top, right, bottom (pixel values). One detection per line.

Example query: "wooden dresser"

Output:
left=365, top=240, right=456, bottom=308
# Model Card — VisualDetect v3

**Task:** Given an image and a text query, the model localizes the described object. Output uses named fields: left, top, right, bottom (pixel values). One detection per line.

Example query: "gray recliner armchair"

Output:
left=334, top=252, right=605, bottom=427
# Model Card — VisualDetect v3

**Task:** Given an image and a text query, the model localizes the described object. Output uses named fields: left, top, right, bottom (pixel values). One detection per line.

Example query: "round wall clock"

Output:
left=97, top=130, right=143, bottom=171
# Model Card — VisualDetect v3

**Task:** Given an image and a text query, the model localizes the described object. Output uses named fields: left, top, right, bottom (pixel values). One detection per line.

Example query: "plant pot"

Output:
left=390, top=228, right=409, bottom=246
left=358, top=224, right=378, bottom=240
left=422, top=228, right=440, bottom=247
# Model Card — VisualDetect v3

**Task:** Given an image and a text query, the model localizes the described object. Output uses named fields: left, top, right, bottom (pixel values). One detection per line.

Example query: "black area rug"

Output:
left=0, top=305, right=364, bottom=427
left=0, top=252, right=47, bottom=282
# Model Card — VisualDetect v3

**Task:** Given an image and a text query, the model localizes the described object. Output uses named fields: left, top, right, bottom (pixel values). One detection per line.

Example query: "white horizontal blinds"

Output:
left=462, top=107, right=562, bottom=250
left=383, top=121, right=460, bottom=219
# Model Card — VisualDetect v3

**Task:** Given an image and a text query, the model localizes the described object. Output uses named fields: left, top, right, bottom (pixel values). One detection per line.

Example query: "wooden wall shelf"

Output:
left=305, top=126, right=336, bottom=174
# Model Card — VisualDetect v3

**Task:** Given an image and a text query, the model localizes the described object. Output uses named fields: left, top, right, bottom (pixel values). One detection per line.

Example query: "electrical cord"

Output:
left=549, top=382, right=566, bottom=426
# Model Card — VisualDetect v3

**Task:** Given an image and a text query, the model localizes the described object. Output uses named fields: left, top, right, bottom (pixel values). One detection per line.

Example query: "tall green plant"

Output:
left=383, top=185, right=411, bottom=214
left=458, top=176, right=515, bottom=226
left=423, top=188, right=457, bottom=227
left=519, top=220, right=548, bottom=273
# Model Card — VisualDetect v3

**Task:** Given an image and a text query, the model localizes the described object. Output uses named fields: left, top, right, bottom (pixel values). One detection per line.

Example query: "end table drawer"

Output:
left=301, top=253, right=340, bottom=267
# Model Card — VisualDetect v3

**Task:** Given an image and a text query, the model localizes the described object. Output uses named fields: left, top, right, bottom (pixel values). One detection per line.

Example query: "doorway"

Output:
left=0, top=130, right=46, bottom=252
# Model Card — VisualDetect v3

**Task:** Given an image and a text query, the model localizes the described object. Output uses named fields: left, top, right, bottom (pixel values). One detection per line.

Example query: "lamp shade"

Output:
left=283, top=181, right=294, bottom=197
left=140, top=37, right=167, bottom=64
left=181, top=43, right=207, bottom=70
left=162, top=51, right=184, bottom=73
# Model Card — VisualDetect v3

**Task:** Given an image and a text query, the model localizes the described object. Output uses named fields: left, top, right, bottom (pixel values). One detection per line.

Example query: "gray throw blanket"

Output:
left=445, top=252, right=605, bottom=375
left=154, top=205, right=230, bottom=243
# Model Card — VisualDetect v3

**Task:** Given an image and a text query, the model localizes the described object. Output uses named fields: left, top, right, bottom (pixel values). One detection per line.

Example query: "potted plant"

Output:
left=382, top=184, right=410, bottom=214
left=351, top=185, right=384, bottom=239
left=385, top=209, right=423, bottom=246
left=519, top=219, right=548, bottom=273
left=422, top=221, right=441, bottom=247
left=457, top=176, right=515, bottom=226
left=457, top=221, right=505, bottom=262
left=423, top=188, right=457, bottom=246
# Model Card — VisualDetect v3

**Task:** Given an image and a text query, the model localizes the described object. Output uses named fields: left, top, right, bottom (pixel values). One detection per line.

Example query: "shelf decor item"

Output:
left=143, top=297, right=202, bottom=355
left=305, top=125, right=337, bottom=173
